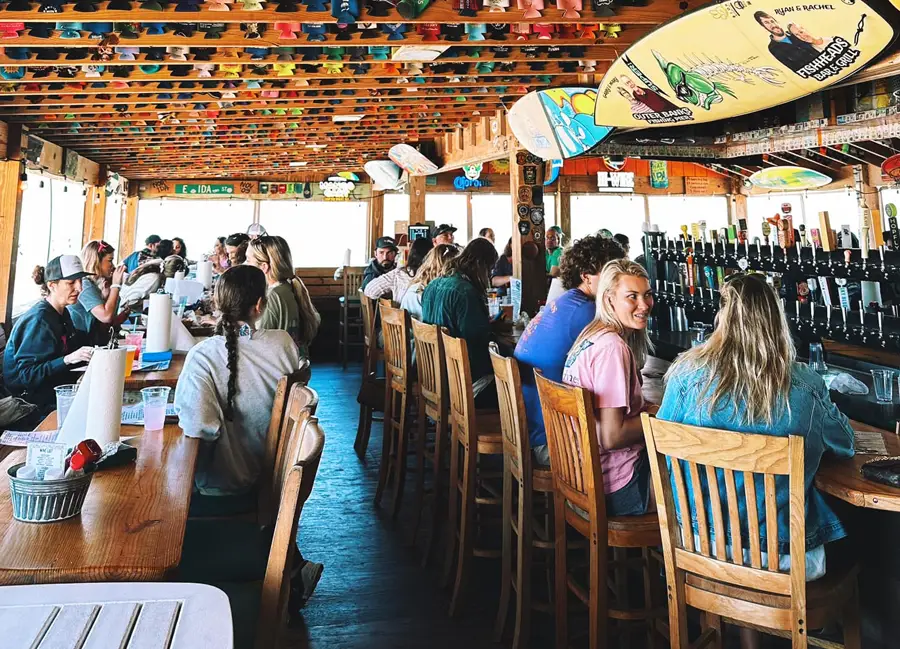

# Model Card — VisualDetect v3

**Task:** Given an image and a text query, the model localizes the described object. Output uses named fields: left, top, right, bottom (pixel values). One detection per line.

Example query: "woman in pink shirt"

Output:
left=562, top=259, right=655, bottom=516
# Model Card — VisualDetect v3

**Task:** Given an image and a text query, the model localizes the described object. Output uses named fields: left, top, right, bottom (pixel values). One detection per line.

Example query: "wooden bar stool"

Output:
left=338, top=266, right=363, bottom=369
left=535, top=372, right=663, bottom=649
left=442, top=331, right=504, bottom=617
left=354, top=291, right=384, bottom=457
left=489, top=344, right=556, bottom=649
left=409, top=319, right=450, bottom=563
left=374, top=303, right=414, bottom=517
left=641, top=415, right=862, bottom=649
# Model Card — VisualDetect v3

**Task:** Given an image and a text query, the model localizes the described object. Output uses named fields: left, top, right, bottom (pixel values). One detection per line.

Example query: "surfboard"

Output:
left=749, top=166, right=831, bottom=190
left=389, top=144, right=439, bottom=175
left=364, top=160, right=406, bottom=190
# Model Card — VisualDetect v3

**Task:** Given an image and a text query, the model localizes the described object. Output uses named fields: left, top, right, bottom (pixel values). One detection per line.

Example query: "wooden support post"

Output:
left=465, top=192, right=473, bottom=242
left=0, top=123, right=23, bottom=327
left=729, top=193, right=748, bottom=228
left=510, top=150, right=546, bottom=315
left=120, top=182, right=139, bottom=259
left=367, top=189, right=384, bottom=255
left=82, top=185, right=107, bottom=247
left=557, top=176, right=571, bottom=238
left=857, top=164, right=884, bottom=247
left=409, top=175, right=426, bottom=224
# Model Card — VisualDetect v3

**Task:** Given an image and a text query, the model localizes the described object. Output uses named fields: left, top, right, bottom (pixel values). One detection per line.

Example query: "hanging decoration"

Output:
left=749, top=166, right=832, bottom=190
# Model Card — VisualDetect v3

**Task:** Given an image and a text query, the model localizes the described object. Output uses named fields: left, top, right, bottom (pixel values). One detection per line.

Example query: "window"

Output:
left=12, top=173, right=86, bottom=316
left=425, top=193, right=467, bottom=243
left=136, top=198, right=254, bottom=263
left=543, top=194, right=557, bottom=229
left=571, top=194, right=646, bottom=258
left=647, top=196, right=729, bottom=244
left=472, top=194, right=512, bottom=254
left=383, top=192, right=410, bottom=238
left=747, top=193, right=803, bottom=242
left=748, top=190, right=860, bottom=243
left=259, top=200, right=368, bottom=267
left=103, top=193, right=122, bottom=252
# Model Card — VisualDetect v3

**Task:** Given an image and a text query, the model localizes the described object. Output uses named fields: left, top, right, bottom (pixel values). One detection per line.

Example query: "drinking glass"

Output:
left=690, top=323, right=709, bottom=347
left=488, top=296, right=500, bottom=319
left=871, top=370, right=895, bottom=404
left=124, top=331, right=144, bottom=361
left=141, top=386, right=171, bottom=431
left=808, top=343, right=827, bottom=373
left=54, top=384, right=77, bottom=428
left=123, top=346, right=137, bottom=378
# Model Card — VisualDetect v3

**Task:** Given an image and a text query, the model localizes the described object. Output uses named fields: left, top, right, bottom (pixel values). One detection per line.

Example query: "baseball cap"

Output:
left=145, top=234, right=162, bottom=245
left=375, top=236, right=398, bottom=251
left=431, top=223, right=457, bottom=238
left=45, top=255, right=91, bottom=281
left=247, top=223, right=267, bottom=238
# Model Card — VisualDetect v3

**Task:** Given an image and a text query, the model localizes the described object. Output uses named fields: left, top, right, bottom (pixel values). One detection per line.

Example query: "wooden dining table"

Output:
left=0, top=413, right=199, bottom=585
left=124, top=352, right=187, bottom=390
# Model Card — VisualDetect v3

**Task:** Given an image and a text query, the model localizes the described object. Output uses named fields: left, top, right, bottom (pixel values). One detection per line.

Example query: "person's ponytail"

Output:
left=32, top=265, right=48, bottom=297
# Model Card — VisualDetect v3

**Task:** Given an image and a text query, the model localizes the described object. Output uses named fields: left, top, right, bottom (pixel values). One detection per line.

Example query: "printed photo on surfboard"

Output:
left=508, top=87, right=614, bottom=160
left=749, top=165, right=832, bottom=190
left=389, top=143, right=439, bottom=175
left=593, top=0, right=898, bottom=129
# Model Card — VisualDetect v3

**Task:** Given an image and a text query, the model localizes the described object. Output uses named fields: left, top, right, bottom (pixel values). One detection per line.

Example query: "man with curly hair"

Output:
left=514, top=234, right=626, bottom=465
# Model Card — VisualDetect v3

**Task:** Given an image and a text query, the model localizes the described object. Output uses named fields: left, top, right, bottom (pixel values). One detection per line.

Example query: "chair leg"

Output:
left=390, top=391, right=408, bottom=518
left=613, top=547, right=630, bottom=649
left=493, top=459, right=514, bottom=643
left=553, top=493, right=568, bottom=649
left=841, top=583, right=862, bottom=649
left=374, top=390, right=394, bottom=508
left=513, top=476, right=533, bottom=649
left=423, top=416, right=446, bottom=568
left=589, top=527, right=607, bottom=649
left=448, top=440, right=475, bottom=617
left=354, top=402, right=372, bottom=458
left=643, top=547, right=661, bottom=649
left=442, top=428, right=460, bottom=587
left=700, top=613, right=722, bottom=649
left=409, top=397, right=428, bottom=547
left=341, top=303, right=348, bottom=369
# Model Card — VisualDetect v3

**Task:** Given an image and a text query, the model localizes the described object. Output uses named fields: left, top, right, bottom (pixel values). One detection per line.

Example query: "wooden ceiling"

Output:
left=0, top=0, right=697, bottom=178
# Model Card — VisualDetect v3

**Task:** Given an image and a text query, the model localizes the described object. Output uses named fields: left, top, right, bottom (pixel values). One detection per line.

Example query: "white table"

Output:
left=0, top=582, right=233, bottom=649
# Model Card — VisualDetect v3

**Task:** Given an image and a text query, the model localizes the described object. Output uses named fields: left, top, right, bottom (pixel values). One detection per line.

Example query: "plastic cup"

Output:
left=54, top=384, right=77, bottom=428
left=871, top=369, right=895, bottom=404
left=124, top=331, right=144, bottom=361
left=141, top=386, right=171, bottom=431
left=808, top=342, right=827, bottom=373
left=123, top=346, right=137, bottom=378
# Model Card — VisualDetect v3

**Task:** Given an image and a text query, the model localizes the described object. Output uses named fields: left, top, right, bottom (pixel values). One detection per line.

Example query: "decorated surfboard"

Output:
left=508, top=87, right=613, bottom=160
left=593, top=0, right=898, bottom=129
left=364, top=160, right=407, bottom=190
left=749, top=166, right=832, bottom=190
left=389, top=144, right=439, bottom=175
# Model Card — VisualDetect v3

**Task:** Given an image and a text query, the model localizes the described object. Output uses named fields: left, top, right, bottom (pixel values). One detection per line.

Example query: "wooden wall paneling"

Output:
left=82, top=185, right=106, bottom=247
left=557, top=176, right=571, bottom=238
left=409, top=175, right=426, bottom=224
left=510, top=150, right=546, bottom=315
left=0, top=124, right=23, bottom=327
left=120, top=183, right=139, bottom=260
left=368, top=190, right=385, bottom=257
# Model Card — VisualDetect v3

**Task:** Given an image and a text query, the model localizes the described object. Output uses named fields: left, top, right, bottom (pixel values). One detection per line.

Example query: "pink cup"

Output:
left=124, top=332, right=144, bottom=361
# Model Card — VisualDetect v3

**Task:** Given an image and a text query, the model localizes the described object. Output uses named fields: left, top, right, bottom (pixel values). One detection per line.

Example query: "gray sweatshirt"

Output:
left=174, top=329, right=300, bottom=496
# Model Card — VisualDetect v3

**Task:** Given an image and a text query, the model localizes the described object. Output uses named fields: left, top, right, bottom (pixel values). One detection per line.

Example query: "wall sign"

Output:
left=319, top=177, right=355, bottom=200
left=684, top=177, right=710, bottom=195
left=650, top=160, right=669, bottom=189
left=175, top=183, right=235, bottom=195
left=597, top=171, right=635, bottom=192
left=453, top=163, right=490, bottom=190
left=593, top=0, right=897, bottom=129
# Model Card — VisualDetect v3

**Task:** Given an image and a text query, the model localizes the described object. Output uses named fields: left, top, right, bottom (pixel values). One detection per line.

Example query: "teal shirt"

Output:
left=546, top=247, right=562, bottom=273
left=421, top=273, right=492, bottom=381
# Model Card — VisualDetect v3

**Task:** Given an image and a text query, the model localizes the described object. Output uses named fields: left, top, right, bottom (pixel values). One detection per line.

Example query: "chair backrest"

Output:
left=641, top=414, right=806, bottom=633
left=534, top=371, right=606, bottom=529
left=378, top=297, right=398, bottom=309
left=442, top=330, right=476, bottom=445
left=342, top=267, right=363, bottom=300
left=380, top=304, right=411, bottom=388
left=411, top=318, right=446, bottom=421
left=255, top=415, right=325, bottom=649
left=269, top=384, right=320, bottom=519
left=360, top=290, right=377, bottom=351
left=489, top=342, right=530, bottom=481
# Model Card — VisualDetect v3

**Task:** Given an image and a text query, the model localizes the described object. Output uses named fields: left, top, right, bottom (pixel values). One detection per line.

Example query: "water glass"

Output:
left=141, top=386, right=171, bottom=431
left=54, top=384, right=77, bottom=428
left=808, top=343, right=827, bottom=373
left=871, top=370, right=895, bottom=404
left=690, top=323, right=708, bottom=347
left=124, top=331, right=144, bottom=361
left=488, top=296, right=500, bottom=319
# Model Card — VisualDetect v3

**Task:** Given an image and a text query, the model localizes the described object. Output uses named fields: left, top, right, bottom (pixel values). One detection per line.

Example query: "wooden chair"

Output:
left=409, top=318, right=450, bottom=564
left=374, top=303, right=414, bottom=517
left=442, top=331, right=504, bottom=617
left=535, top=372, right=662, bottom=649
left=490, top=344, right=556, bottom=649
left=354, top=291, right=385, bottom=457
left=338, top=266, right=364, bottom=369
left=641, top=414, right=862, bottom=649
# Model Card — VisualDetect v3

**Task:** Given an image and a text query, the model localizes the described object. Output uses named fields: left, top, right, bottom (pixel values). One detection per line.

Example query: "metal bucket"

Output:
left=7, top=463, right=94, bottom=523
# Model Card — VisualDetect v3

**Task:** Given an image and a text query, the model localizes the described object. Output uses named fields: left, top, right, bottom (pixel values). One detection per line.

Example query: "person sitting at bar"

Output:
left=246, top=235, right=321, bottom=357
left=364, top=237, right=433, bottom=304
left=432, top=223, right=457, bottom=246
left=490, top=238, right=513, bottom=289
left=613, top=233, right=630, bottom=257
left=209, top=236, right=229, bottom=275
left=70, top=240, right=128, bottom=345
left=361, top=236, right=399, bottom=289
left=400, top=243, right=459, bottom=320
left=225, top=232, right=250, bottom=267
left=247, top=223, right=267, bottom=240
left=657, top=274, right=854, bottom=584
left=4, top=255, right=94, bottom=414
left=546, top=226, right=564, bottom=277
left=172, top=237, right=194, bottom=265
left=118, top=254, right=188, bottom=308
left=122, top=234, right=161, bottom=272
left=516, top=235, right=627, bottom=465
left=561, top=259, right=655, bottom=516
left=479, top=227, right=495, bottom=244
left=422, top=237, right=499, bottom=406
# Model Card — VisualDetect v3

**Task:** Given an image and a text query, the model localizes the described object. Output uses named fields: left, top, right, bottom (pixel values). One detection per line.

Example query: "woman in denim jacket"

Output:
left=657, top=274, right=854, bottom=581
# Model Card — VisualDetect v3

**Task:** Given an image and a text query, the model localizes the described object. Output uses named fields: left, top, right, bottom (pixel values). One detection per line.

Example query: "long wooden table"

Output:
left=124, top=352, right=186, bottom=391
left=0, top=414, right=198, bottom=585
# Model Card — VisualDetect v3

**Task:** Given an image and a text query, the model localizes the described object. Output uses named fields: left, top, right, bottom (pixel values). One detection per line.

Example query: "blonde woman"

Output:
left=71, top=240, right=128, bottom=343
left=399, top=243, right=459, bottom=320
left=658, top=274, right=853, bottom=586
left=561, top=259, right=655, bottom=516
left=246, top=235, right=320, bottom=357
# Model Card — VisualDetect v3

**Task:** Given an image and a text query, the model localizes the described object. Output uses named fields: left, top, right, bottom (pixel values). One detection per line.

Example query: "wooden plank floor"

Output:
left=280, top=362, right=503, bottom=649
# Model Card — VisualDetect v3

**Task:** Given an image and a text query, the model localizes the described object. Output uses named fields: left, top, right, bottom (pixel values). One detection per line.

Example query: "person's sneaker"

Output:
left=299, top=561, right=324, bottom=604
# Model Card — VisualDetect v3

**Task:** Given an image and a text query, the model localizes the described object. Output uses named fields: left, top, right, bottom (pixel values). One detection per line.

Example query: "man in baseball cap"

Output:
left=431, top=223, right=457, bottom=246
left=123, top=234, right=162, bottom=272
left=362, top=236, right=398, bottom=288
